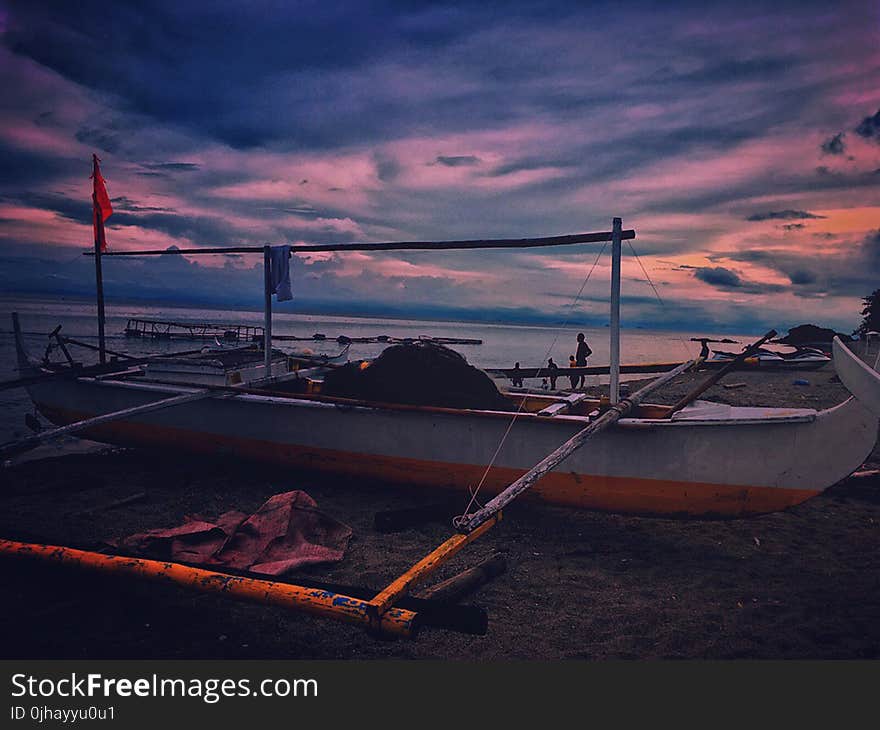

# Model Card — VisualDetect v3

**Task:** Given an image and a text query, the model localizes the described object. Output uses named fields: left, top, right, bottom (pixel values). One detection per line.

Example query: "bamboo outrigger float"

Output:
left=4, top=186, right=880, bottom=636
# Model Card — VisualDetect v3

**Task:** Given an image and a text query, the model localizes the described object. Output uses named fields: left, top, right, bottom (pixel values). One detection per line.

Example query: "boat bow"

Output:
left=833, top=336, right=880, bottom=418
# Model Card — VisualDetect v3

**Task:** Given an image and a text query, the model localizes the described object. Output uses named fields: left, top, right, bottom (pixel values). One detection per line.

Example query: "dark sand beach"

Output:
left=2, top=365, right=879, bottom=660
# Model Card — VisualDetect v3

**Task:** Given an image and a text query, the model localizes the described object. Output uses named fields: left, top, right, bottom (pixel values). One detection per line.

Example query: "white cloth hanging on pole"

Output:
left=269, top=245, right=292, bottom=301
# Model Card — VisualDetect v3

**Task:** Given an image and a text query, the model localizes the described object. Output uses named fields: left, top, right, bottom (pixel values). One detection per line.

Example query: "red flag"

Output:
left=91, top=154, right=112, bottom=252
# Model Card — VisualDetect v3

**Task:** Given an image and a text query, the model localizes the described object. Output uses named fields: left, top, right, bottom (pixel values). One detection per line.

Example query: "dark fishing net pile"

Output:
left=322, top=341, right=513, bottom=411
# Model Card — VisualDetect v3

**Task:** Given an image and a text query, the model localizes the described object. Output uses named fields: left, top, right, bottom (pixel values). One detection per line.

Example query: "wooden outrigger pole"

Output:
left=82, top=230, right=636, bottom=257
left=0, top=539, right=418, bottom=638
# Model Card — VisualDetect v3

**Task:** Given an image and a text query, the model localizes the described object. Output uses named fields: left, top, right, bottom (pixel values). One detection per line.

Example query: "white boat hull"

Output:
left=18, top=360, right=878, bottom=517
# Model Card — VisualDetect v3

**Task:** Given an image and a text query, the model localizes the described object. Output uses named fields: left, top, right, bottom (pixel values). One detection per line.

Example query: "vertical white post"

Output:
left=92, top=155, right=107, bottom=365
left=609, top=217, right=622, bottom=404
left=263, top=244, right=272, bottom=373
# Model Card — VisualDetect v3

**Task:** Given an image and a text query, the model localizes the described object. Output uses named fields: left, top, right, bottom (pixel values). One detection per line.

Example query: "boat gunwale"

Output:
left=45, top=369, right=828, bottom=429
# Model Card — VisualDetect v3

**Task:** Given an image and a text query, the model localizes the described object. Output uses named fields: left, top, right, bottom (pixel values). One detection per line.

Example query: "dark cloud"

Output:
left=746, top=210, right=826, bottom=221
left=782, top=223, right=805, bottom=231
left=692, top=266, right=786, bottom=295
left=109, top=196, right=174, bottom=213
left=486, top=156, right=577, bottom=177
left=821, top=132, right=845, bottom=155
left=656, top=55, right=795, bottom=87
left=141, top=162, right=200, bottom=172
left=787, top=268, right=817, bottom=285
left=0, top=142, right=84, bottom=186
left=694, top=266, right=742, bottom=287
left=107, top=211, right=249, bottom=244
left=4, top=192, right=91, bottom=224
left=855, top=108, right=880, bottom=142
left=74, top=125, right=123, bottom=154
left=719, top=230, right=880, bottom=298
left=433, top=155, right=481, bottom=167
left=373, top=153, right=401, bottom=182
left=862, top=229, right=880, bottom=269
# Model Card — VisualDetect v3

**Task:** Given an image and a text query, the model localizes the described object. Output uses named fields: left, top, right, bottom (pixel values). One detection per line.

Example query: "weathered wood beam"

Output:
left=83, top=230, right=636, bottom=257
left=418, top=553, right=507, bottom=603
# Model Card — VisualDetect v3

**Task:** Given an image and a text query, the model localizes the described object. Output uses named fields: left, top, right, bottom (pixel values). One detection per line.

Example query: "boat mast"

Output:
left=609, top=217, right=622, bottom=404
left=91, top=154, right=107, bottom=364
left=263, top=245, right=272, bottom=372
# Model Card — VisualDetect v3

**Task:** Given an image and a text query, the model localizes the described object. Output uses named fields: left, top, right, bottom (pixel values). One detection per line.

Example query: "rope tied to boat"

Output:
left=456, top=241, right=609, bottom=524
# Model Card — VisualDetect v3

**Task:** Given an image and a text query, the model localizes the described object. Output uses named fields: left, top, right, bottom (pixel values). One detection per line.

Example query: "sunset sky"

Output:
left=1, top=1, right=878, bottom=332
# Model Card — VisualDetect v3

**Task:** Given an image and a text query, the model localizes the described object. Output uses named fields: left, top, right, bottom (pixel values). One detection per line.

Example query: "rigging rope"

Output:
left=626, top=240, right=694, bottom=362
left=458, top=242, right=608, bottom=521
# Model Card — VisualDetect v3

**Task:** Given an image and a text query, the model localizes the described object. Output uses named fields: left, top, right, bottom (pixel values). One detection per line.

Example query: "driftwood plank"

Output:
left=418, top=553, right=507, bottom=603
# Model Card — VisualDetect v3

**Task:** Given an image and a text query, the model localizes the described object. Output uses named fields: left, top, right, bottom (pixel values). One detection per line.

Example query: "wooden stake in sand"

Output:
left=418, top=553, right=507, bottom=603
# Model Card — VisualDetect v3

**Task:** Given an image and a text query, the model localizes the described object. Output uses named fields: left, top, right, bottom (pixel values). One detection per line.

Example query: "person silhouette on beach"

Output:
left=568, top=355, right=578, bottom=390
left=575, top=332, right=592, bottom=388
left=511, top=362, right=524, bottom=388
left=546, top=357, right=559, bottom=390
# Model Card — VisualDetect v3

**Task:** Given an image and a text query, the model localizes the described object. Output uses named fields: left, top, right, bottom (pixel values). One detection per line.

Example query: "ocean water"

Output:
left=0, top=296, right=761, bottom=443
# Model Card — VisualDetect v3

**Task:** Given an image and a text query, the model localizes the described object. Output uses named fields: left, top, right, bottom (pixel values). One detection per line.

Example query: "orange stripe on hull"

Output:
left=38, top=404, right=820, bottom=517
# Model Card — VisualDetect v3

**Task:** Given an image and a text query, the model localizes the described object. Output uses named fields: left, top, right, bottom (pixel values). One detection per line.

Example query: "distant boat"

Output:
left=705, top=346, right=830, bottom=371
left=124, top=317, right=264, bottom=342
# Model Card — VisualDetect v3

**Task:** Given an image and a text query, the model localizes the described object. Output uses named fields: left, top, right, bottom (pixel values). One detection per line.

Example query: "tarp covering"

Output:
left=114, top=490, right=352, bottom=575
left=322, top=341, right=513, bottom=411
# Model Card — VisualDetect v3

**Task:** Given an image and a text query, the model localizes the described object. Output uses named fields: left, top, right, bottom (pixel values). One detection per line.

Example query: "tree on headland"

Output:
left=856, top=289, right=880, bottom=337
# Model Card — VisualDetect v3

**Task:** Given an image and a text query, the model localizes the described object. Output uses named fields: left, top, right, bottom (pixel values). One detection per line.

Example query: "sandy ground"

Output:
left=1, top=364, right=879, bottom=659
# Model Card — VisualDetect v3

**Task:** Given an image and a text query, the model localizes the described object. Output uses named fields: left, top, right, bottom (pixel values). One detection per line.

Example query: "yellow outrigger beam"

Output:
left=366, top=515, right=500, bottom=627
left=0, top=539, right=418, bottom=638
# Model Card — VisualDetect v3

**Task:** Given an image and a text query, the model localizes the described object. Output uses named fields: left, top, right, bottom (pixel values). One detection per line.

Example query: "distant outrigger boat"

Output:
left=124, top=317, right=264, bottom=342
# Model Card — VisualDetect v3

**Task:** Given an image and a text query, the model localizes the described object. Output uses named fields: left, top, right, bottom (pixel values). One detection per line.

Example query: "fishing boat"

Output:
left=10, top=316, right=878, bottom=517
